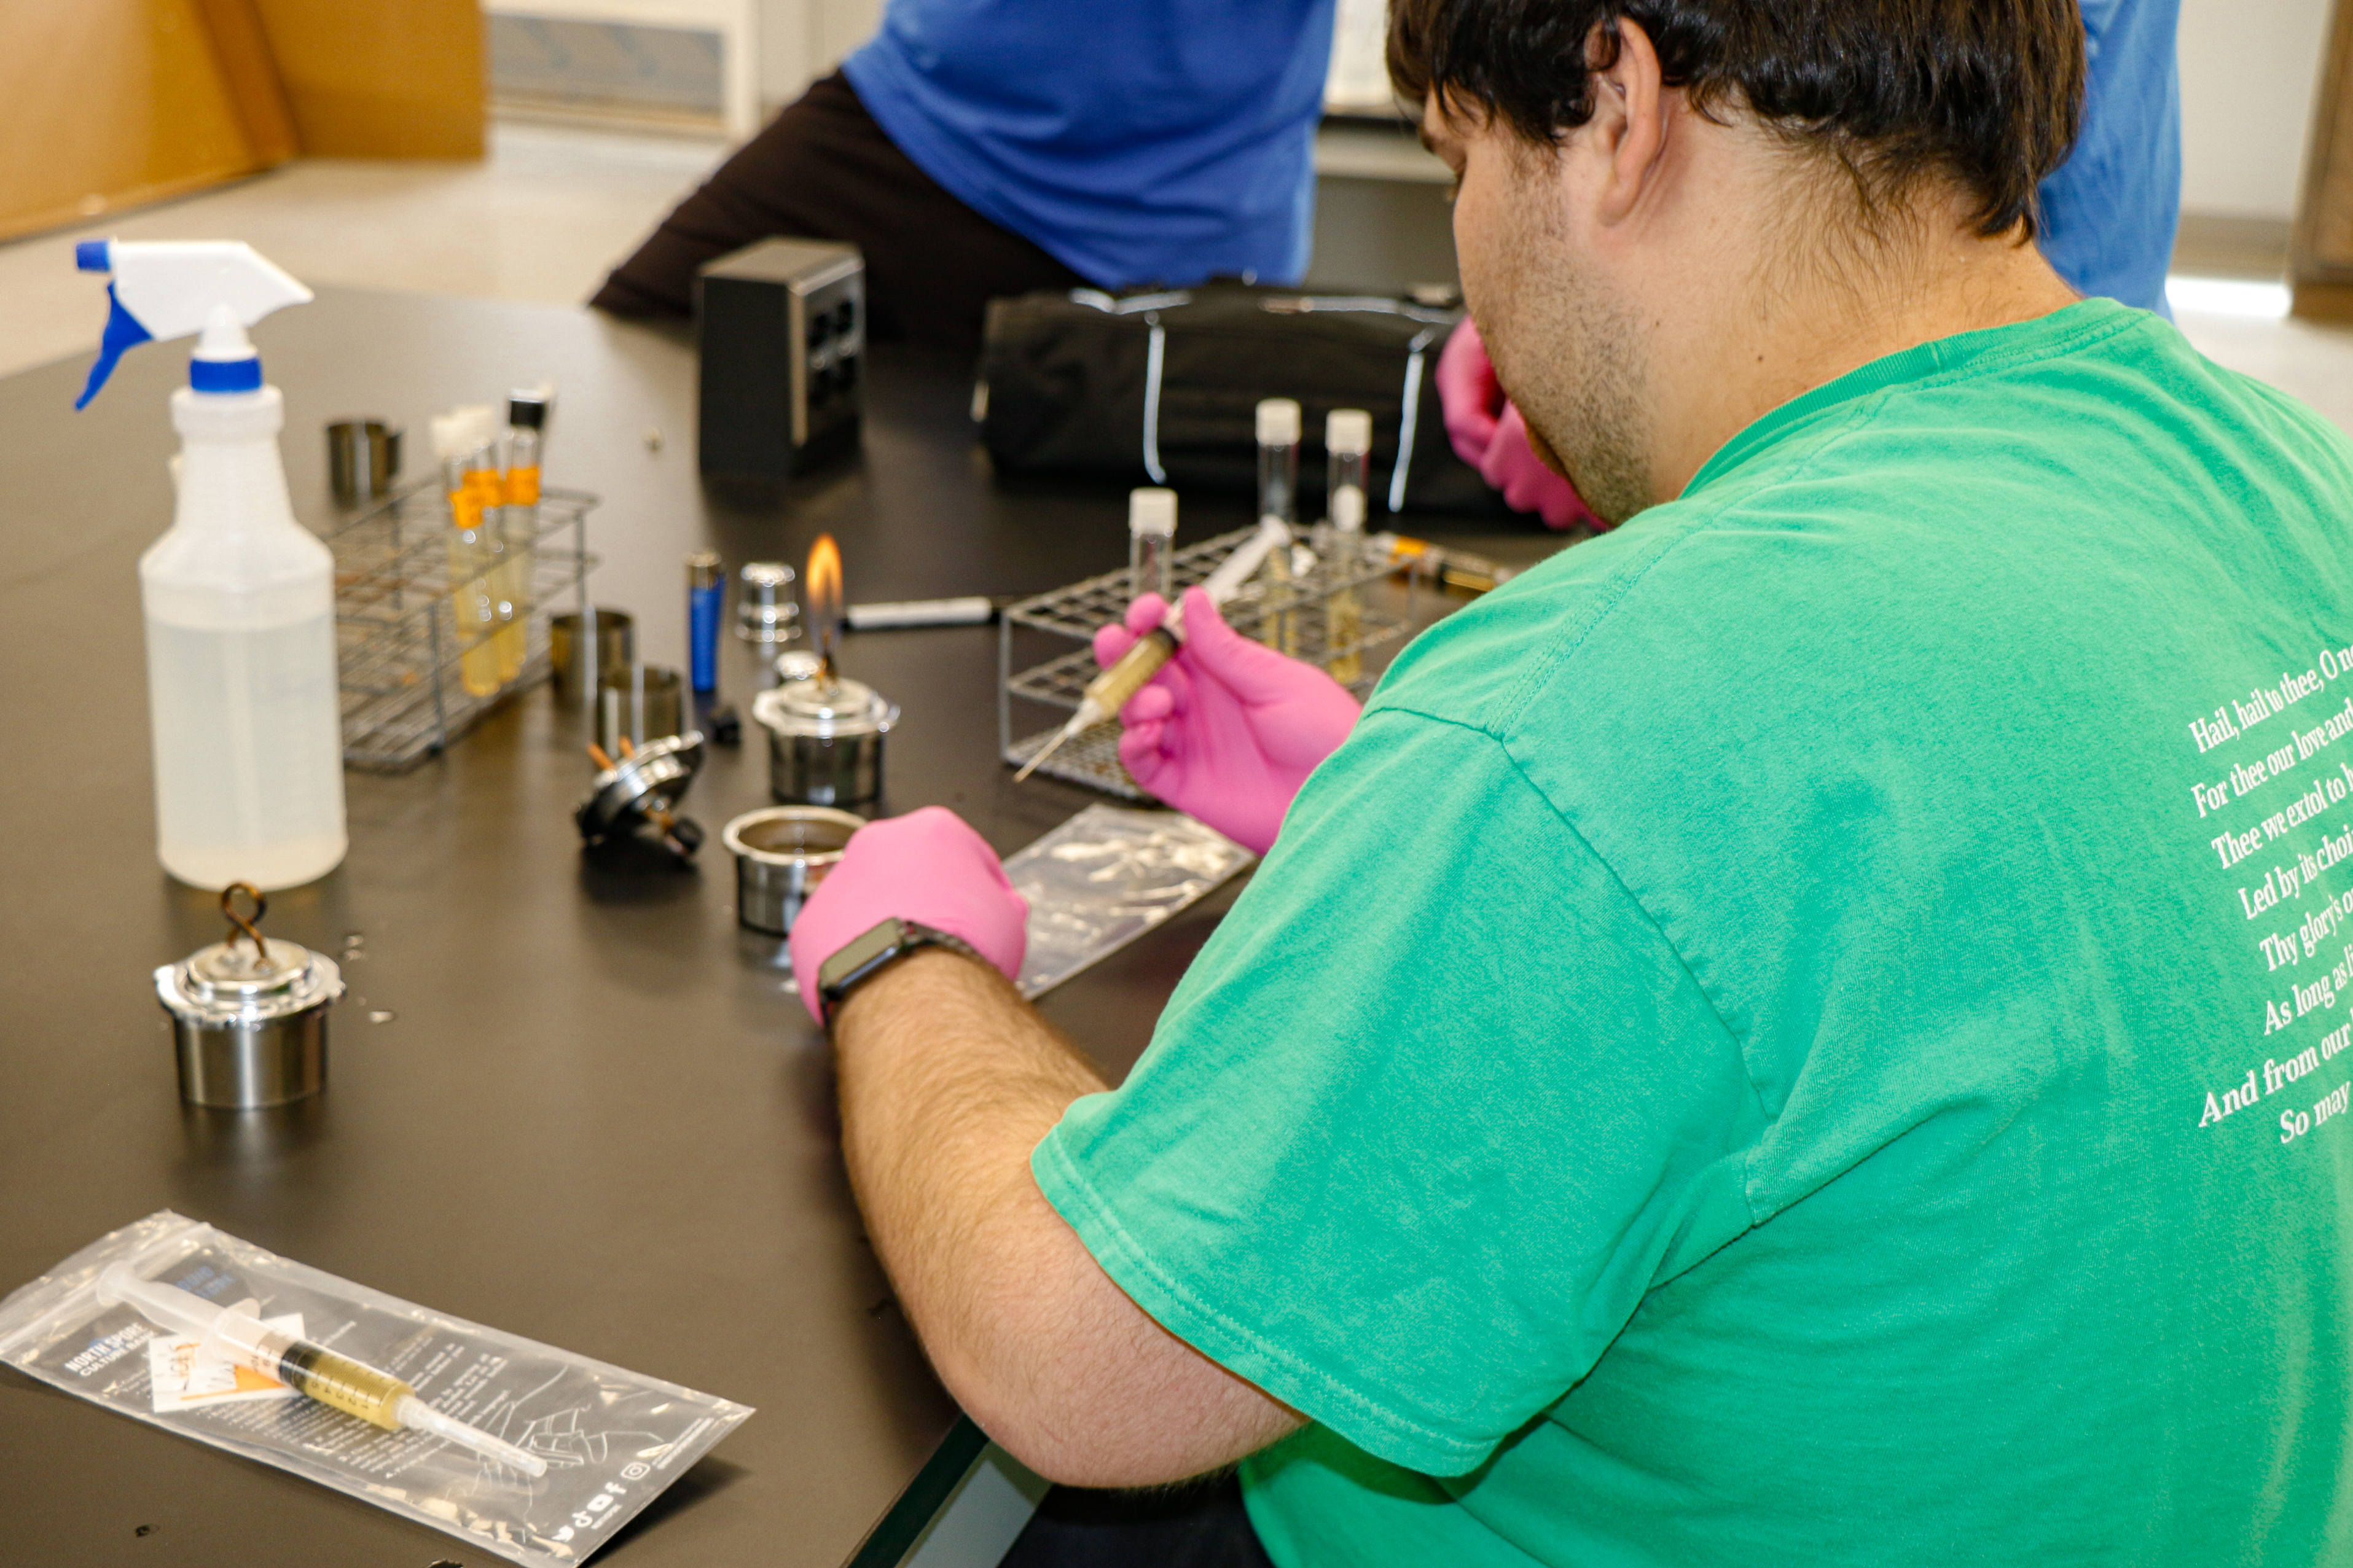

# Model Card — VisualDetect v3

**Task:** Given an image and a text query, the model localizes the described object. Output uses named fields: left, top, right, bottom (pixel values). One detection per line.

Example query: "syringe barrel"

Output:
left=1083, top=626, right=1177, bottom=719
left=278, top=1342, right=412, bottom=1429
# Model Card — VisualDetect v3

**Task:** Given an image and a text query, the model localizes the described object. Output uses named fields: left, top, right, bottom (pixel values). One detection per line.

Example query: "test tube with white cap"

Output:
left=1256, top=399, right=1303, bottom=655
left=1325, top=408, right=1373, bottom=545
left=1128, top=486, right=1177, bottom=604
left=96, top=1262, right=548, bottom=1476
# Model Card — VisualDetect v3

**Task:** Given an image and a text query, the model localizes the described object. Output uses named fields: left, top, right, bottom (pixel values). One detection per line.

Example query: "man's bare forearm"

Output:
left=831, top=946, right=1300, bottom=1485
left=832, top=948, right=1103, bottom=1384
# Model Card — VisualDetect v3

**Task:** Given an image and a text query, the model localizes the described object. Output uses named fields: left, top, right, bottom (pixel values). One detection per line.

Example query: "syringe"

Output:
left=98, top=1262, right=547, bottom=1477
left=1014, top=512, right=1293, bottom=783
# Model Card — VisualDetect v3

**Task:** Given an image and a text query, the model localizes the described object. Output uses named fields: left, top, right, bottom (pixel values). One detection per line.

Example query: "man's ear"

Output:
left=1586, top=17, right=1669, bottom=226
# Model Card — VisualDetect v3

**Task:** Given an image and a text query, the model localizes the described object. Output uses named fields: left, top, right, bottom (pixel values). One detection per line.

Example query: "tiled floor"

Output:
left=4, top=119, right=2351, bottom=445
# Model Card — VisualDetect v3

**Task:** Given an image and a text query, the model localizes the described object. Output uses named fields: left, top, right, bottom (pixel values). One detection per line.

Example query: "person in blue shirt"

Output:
left=593, top=0, right=1336, bottom=352
left=2042, top=0, right=2180, bottom=313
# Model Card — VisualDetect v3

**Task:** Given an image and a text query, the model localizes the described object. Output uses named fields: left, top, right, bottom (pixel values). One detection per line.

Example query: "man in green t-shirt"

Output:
left=783, top=1, right=2353, bottom=1562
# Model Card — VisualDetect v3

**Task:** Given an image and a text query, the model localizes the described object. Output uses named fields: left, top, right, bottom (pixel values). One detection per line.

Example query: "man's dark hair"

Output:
left=1389, top=0, right=2085, bottom=239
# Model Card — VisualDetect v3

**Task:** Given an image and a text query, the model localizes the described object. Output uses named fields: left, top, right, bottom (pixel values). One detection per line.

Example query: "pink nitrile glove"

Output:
left=1481, top=401, right=1601, bottom=532
left=1435, top=316, right=1601, bottom=532
left=786, top=805, right=1029, bottom=1023
left=1091, top=588, right=1361, bottom=856
left=1436, top=312, right=1508, bottom=466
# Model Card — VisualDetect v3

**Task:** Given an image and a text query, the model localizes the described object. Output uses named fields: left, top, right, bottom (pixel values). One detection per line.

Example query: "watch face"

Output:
left=819, top=917, right=906, bottom=1000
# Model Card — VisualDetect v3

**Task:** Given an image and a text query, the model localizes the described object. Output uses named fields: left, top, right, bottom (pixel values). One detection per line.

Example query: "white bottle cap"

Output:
left=1256, top=398, right=1301, bottom=446
left=1332, top=484, right=1366, bottom=534
left=1129, top=486, right=1177, bottom=537
left=1327, top=408, right=1372, bottom=455
left=430, top=405, right=499, bottom=462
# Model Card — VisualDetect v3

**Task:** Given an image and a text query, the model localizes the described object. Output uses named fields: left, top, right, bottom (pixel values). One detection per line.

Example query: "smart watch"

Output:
left=815, top=917, right=980, bottom=1027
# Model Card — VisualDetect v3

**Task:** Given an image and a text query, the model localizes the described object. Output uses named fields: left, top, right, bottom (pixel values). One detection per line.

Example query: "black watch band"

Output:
left=815, top=917, right=980, bottom=1028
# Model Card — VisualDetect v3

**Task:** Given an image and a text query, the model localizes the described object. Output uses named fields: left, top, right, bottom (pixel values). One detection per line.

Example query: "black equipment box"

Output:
left=697, top=238, right=864, bottom=482
left=976, top=279, right=1505, bottom=517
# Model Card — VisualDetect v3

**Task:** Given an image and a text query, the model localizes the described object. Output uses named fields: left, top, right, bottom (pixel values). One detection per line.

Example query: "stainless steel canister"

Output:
left=155, top=932, right=342, bottom=1109
left=722, top=806, right=865, bottom=934
left=326, top=418, right=402, bottom=505
left=597, top=664, right=686, bottom=752
left=737, top=561, right=802, bottom=644
left=550, top=607, right=635, bottom=701
left=751, top=676, right=898, bottom=806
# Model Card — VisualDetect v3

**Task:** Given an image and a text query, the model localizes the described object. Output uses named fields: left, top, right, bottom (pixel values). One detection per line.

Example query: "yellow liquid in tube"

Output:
left=446, top=468, right=504, bottom=698
left=278, top=1341, right=412, bottom=1428
left=498, top=462, right=540, bottom=683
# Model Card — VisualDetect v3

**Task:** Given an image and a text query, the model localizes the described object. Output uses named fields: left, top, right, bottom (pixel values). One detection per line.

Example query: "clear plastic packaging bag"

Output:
left=1009, top=805, right=1255, bottom=997
left=0, top=1211, right=752, bottom=1565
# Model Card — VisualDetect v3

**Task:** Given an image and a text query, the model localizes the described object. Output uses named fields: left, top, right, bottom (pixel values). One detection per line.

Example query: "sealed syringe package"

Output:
left=0, top=1211, right=753, bottom=1564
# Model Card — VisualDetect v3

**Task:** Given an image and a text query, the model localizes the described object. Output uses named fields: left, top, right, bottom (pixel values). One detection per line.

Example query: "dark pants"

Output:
left=590, top=72, right=1089, bottom=355
left=999, top=1475, right=1277, bottom=1568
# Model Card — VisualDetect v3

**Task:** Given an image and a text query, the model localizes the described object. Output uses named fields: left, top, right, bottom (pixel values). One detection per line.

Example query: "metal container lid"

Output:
left=753, top=677, right=897, bottom=740
left=156, top=890, right=342, bottom=1026
left=576, top=730, right=706, bottom=843
left=722, top=805, right=865, bottom=865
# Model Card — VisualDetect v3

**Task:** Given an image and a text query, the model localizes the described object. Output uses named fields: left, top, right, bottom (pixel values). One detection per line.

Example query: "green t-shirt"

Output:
left=1032, top=299, right=2353, bottom=1564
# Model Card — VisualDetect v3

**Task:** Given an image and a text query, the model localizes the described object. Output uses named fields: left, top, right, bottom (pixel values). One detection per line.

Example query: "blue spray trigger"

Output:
left=74, top=285, right=152, bottom=410
left=75, top=241, right=110, bottom=273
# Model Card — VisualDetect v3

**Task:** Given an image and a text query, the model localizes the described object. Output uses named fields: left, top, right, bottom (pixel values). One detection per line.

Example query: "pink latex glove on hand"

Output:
left=786, top=805, right=1028, bottom=1023
left=1092, top=588, right=1360, bottom=856
left=1435, top=316, right=1600, bottom=532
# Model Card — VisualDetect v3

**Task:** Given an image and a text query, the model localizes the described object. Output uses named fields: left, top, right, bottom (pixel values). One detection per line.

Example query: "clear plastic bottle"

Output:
left=142, top=341, right=347, bottom=889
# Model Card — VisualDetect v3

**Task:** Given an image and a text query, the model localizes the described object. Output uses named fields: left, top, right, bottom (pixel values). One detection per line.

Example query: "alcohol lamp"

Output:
left=752, top=673, right=898, bottom=807
left=155, top=884, right=342, bottom=1109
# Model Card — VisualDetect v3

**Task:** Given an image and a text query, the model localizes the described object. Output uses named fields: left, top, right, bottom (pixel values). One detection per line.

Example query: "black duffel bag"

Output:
left=976, top=279, right=1508, bottom=517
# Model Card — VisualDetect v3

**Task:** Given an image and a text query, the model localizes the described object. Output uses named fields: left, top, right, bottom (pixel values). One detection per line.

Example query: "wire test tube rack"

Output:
left=327, top=480, right=600, bottom=771
left=999, top=525, right=1412, bottom=798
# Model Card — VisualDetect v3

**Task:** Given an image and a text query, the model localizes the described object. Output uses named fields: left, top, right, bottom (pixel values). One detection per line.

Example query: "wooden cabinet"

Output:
left=2294, top=0, right=2353, bottom=315
left=0, top=0, right=482, bottom=244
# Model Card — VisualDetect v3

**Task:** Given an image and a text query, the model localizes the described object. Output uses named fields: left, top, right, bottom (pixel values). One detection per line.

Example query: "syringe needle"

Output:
left=1014, top=716, right=1083, bottom=782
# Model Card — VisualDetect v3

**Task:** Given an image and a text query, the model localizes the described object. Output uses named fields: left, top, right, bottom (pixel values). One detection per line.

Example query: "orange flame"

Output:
left=805, top=534, right=842, bottom=628
left=805, top=533, right=844, bottom=678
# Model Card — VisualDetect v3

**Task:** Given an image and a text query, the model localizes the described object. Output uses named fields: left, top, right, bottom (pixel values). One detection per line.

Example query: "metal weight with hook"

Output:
left=221, top=881, right=268, bottom=958
left=154, top=884, right=344, bottom=1107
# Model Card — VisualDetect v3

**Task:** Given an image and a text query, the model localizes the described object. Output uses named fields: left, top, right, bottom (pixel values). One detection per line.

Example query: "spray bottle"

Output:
left=76, top=240, right=347, bottom=891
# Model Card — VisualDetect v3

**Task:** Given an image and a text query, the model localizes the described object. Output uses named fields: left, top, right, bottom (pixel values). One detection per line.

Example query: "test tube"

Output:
left=1327, top=484, right=1366, bottom=687
left=500, top=389, right=550, bottom=685
left=1256, top=399, right=1302, bottom=655
left=687, top=550, right=724, bottom=693
left=1129, top=488, right=1177, bottom=604
left=432, top=406, right=505, bottom=699
left=1257, top=399, right=1300, bottom=528
left=1325, top=408, right=1372, bottom=537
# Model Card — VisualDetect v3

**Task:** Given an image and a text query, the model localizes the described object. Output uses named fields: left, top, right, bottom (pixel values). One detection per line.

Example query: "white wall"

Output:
left=2179, top=0, right=2334, bottom=219
left=758, top=0, right=881, bottom=109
